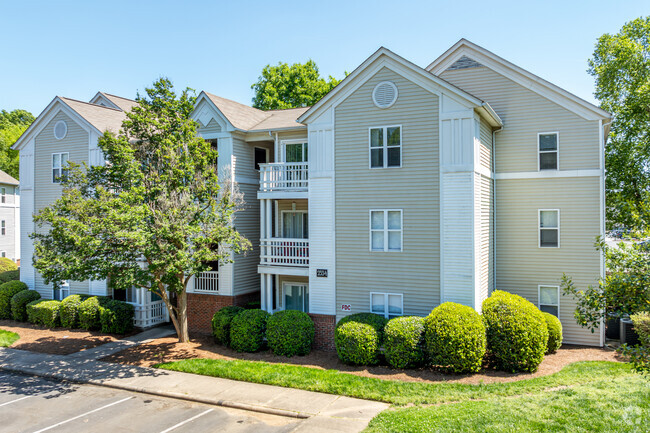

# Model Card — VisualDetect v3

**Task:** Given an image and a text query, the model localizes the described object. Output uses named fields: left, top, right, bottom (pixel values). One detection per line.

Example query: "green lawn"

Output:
left=0, top=328, right=19, bottom=347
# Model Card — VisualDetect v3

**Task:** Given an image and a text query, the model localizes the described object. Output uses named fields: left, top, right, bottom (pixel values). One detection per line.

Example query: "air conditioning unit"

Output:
left=620, top=318, right=640, bottom=346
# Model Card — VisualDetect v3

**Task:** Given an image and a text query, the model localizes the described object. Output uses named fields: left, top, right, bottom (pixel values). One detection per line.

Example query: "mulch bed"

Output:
left=0, top=320, right=134, bottom=355
left=101, top=335, right=623, bottom=385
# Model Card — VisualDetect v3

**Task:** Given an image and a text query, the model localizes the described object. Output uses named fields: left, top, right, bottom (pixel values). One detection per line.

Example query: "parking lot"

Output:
left=0, top=371, right=300, bottom=433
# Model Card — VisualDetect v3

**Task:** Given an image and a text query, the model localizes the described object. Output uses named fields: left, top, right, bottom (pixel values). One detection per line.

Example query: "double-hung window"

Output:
left=1, top=187, right=5, bottom=204
left=538, top=132, right=558, bottom=170
left=539, top=285, right=560, bottom=317
left=370, top=126, right=401, bottom=168
left=53, top=280, right=70, bottom=301
left=370, top=210, right=402, bottom=252
left=370, top=292, right=403, bottom=319
left=1, top=220, right=5, bottom=236
left=52, top=152, right=69, bottom=183
left=539, top=209, right=559, bottom=248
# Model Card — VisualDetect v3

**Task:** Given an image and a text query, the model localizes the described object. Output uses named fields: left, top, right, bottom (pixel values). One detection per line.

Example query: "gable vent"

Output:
left=372, top=81, right=398, bottom=109
left=53, top=120, right=67, bottom=140
left=447, top=55, right=483, bottom=70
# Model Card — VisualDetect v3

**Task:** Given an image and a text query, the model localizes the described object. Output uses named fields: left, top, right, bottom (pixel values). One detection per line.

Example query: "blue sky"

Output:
left=1, top=0, right=647, bottom=115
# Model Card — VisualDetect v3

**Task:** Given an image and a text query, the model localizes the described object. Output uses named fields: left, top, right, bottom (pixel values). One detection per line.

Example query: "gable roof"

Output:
left=0, top=170, right=18, bottom=186
left=201, top=92, right=306, bottom=132
left=59, top=97, right=127, bottom=134
left=297, top=47, right=502, bottom=127
left=426, top=39, right=611, bottom=121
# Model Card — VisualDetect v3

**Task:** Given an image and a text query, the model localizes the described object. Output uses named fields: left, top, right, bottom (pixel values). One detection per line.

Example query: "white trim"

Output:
left=537, top=131, right=559, bottom=171
left=538, top=209, right=560, bottom=248
left=257, top=265, right=309, bottom=277
left=368, top=125, right=402, bottom=169
left=598, top=119, right=606, bottom=347
left=282, top=281, right=309, bottom=313
left=51, top=152, right=69, bottom=184
left=494, top=169, right=601, bottom=180
left=369, top=292, right=404, bottom=319
left=369, top=209, right=403, bottom=252
left=280, top=138, right=309, bottom=163
left=372, top=81, right=398, bottom=108
left=538, top=285, right=560, bottom=317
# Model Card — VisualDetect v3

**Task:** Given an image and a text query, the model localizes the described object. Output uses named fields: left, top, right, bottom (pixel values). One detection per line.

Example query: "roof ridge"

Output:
left=203, top=91, right=268, bottom=114
left=60, top=96, right=124, bottom=112
left=101, top=92, right=137, bottom=102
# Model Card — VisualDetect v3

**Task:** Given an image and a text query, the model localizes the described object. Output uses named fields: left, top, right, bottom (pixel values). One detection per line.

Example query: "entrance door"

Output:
left=283, top=283, right=309, bottom=312
left=282, top=211, right=308, bottom=239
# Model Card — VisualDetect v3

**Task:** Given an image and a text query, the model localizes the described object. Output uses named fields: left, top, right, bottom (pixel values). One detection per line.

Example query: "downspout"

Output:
left=492, top=126, right=503, bottom=293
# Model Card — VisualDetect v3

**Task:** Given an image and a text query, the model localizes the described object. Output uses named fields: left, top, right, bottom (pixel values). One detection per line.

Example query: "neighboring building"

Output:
left=14, top=40, right=610, bottom=347
left=0, top=170, right=20, bottom=263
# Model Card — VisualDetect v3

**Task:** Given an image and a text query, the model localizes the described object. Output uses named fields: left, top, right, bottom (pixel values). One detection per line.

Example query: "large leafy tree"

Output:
left=0, top=109, right=34, bottom=179
left=589, top=17, right=650, bottom=230
left=251, top=60, right=342, bottom=110
left=31, top=78, right=250, bottom=342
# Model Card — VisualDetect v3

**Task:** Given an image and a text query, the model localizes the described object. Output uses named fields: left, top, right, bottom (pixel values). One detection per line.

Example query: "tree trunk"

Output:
left=176, top=290, right=190, bottom=342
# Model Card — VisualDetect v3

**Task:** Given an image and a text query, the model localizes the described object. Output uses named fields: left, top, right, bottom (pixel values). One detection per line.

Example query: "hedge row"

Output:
left=334, top=291, right=563, bottom=374
left=211, top=308, right=315, bottom=357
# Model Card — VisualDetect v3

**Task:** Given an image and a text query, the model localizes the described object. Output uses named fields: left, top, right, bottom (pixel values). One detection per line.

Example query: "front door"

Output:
left=282, top=211, right=308, bottom=239
left=283, top=283, right=309, bottom=312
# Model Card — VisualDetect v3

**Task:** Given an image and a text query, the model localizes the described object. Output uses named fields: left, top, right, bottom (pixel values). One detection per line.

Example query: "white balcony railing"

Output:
left=259, top=162, right=308, bottom=192
left=195, top=271, right=219, bottom=293
left=133, top=300, right=167, bottom=328
left=260, top=238, right=309, bottom=267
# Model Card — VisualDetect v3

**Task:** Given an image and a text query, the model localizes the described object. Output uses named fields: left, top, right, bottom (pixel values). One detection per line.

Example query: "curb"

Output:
left=0, top=365, right=312, bottom=419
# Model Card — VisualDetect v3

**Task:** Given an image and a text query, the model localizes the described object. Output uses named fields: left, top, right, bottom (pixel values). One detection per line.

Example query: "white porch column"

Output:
left=260, top=274, right=266, bottom=311
left=266, top=273, right=273, bottom=313
left=266, top=199, right=272, bottom=239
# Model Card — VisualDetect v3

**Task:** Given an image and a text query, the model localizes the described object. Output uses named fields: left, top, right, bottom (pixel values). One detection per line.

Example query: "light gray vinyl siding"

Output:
left=0, top=207, right=16, bottom=260
left=480, top=174, right=494, bottom=300
left=232, top=135, right=274, bottom=180
left=479, top=118, right=493, bottom=172
left=199, top=118, right=221, bottom=135
left=233, top=182, right=260, bottom=296
left=495, top=177, right=601, bottom=345
left=33, top=111, right=90, bottom=298
left=278, top=130, right=308, bottom=142
left=440, top=66, right=600, bottom=173
left=335, top=67, right=440, bottom=320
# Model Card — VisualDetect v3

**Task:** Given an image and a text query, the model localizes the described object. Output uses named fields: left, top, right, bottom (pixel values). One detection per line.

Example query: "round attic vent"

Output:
left=54, top=120, right=67, bottom=140
left=372, top=81, right=398, bottom=108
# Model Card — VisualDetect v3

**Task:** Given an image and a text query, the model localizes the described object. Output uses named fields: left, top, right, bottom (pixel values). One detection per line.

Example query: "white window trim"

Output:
left=537, top=131, right=559, bottom=171
left=368, top=125, right=402, bottom=169
left=538, top=285, right=560, bottom=317
left=538, top=209, right=560, bottom=248
left=280, top=209, right=308, bottom=238
left=280, top=138, right=308, bottom=163
left=52, top=152, right=70, bottom=184
left=369, top=209, right=403, bottom=252
left=53, top=280, right=70, bottom=300
left=53, top=120, right=68, bottom=140
left=369, top=292, right=404, bottom=319
left=282, top=281, right=309, bottom=312
left=1, top=187, right=5, bottom=204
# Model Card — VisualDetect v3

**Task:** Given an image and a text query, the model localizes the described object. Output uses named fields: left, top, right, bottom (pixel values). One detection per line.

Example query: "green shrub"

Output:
left=60, top=294, right=91, bottom=328
left=99, top=300, right=135, bottom=334
left=78, top=296, right=110, bottom=330
left=425, top=303, right=487, bottom=373
left=0, top=257, right=17, bottom=273
left=26, top=299, right=61, bottom=328
left=0, top=280, right=28, bottom=319
left=10, top=289, right=41, bottom=321
left=266, top=310, right=314, bottom=357
left=335, top=322, right=381, bottom=365
left=0, top=269, right=20, bottom=284
left=631, top=312, right=650, bottom=347
left=336, top=313, right=388, bottom=340
left=230, top=309, right=269, bottom=353
left=211, top=306, right=244, bottom=346
left=482, top=290, right=549, bottom=373
left=384, top=316, right=426, bottom=369
left=543, top=312, right=563, bottom=354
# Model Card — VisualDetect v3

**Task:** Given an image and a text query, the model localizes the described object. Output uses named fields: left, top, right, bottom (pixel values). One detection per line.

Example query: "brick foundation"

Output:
left=309, top=313, right=336, bottom=351
left=187, top=292, right=259, bottom=336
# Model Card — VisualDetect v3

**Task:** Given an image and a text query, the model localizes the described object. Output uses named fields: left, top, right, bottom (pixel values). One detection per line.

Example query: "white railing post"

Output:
left=258, top=163, right=309, bottom=192
left=260, top=238, right=310, bottom=267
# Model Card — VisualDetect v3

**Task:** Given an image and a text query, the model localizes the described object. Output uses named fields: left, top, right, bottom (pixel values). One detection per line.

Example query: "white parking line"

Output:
left=32, top=396, right=133, bottom=433
left=159, top=409, right=215, bottom=433
left=0, top=395, right=31, bottom=407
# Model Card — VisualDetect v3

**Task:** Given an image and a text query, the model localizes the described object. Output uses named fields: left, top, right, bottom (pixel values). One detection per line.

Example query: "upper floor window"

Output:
left=370, top=292, right=403, bottom=319
left=1, top=220, right=5, bottom=236
left=538, top=132, right=558, bottom=170
left=52, top=152, right=69, bottom=183
left=370, top=126, right=401, bottom=168
left=539, top=285, right=560, bottom=317
left=1, top=187, right=5, bottom=204
left=370, top=209, right=402, bottom=252
left=284, top=141, right=308, bottom=163
left=539, top=209, right=559, bottom=248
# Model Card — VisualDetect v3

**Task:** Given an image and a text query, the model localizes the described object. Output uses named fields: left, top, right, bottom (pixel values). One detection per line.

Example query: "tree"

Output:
left=0, top=109, right=34, bottom=179
left=588, top=17, right=650, bottom=230
left=251, top=60, right=342, bottom=110
left=31, top=78, right=250, bottom=342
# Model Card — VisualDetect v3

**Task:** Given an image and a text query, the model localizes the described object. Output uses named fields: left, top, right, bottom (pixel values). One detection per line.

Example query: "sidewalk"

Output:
left=0, top=337, right=388, bottom=433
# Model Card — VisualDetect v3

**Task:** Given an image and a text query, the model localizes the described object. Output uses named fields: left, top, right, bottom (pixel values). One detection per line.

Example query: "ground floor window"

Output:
left=283, top=283, right=308, bottom=313
left=539, top=285, right=560, bottom=317
left=113, top=286, right=138, bottom=304
left=370, top=292, right=403, bottom=319
left=53, top=281, right=70, bottom=300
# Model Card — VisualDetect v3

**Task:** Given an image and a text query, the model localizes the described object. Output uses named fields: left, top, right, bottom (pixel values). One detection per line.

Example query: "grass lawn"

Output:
left=0, top=328, right=19, bottom=347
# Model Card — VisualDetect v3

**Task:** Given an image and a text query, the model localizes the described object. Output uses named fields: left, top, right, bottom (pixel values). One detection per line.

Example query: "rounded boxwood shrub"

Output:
left=425, top=303, right=486, bottom=373
left=78, top=296, right=110, bottom=331
left=99, top=300, right=135, bottom=334
left=211, top=306, right=244, bottom=346
left=0, top=257, right=17, bottom=273
left=336, top=313, right=388, bottom=338
left=384, top=316, right=426, bottom=369
left=0, top=280, right=28, bottom=319
left=0, top=269, right=20, bottom=285
left=230, top=309, right=270, bottom=353
left=11, top=289, right=41, bottom=321
left=26, top=299, right=61, bottom=328
left=482, top=290, right=549, bottom=373
left=266, top=310, right=315, bottom=357
left=60, top=294, right=91, bottom=328
left=335, top=322, right=381, bottom=365
left=543, top=312, right=563, bottom=354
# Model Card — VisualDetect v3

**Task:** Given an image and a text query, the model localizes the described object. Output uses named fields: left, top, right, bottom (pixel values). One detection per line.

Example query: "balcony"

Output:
left=194, top=271, right=219, bottom=293
left=260, top=238, right=309, bottom=267
left=259, top=163, right=308, bottom=197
